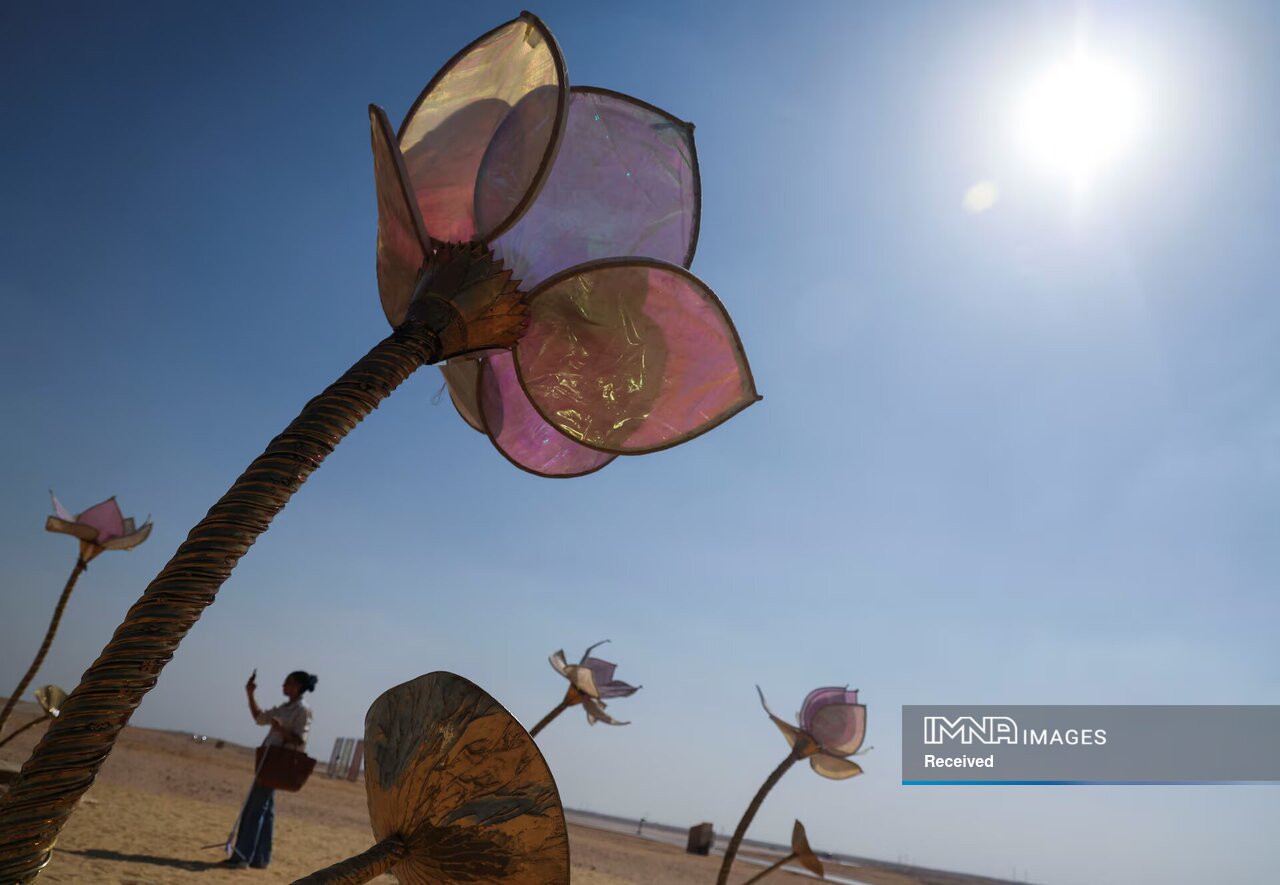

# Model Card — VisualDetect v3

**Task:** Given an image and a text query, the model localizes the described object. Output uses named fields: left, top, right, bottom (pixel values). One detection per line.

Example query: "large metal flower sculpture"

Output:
left=371, top=12, right=759, bottom=476
left=296, top=672, right=567, bottom=885
left=530, top=640, right=640, bottom=737
left=716, top=687, right=867, bottom=885
left=0, top=14, right=757, bottom=878
left=0, top=495, right=150, bottom=739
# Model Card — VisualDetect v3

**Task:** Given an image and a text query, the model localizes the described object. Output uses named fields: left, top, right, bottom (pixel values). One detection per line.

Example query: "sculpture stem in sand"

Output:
left=0, top=319, right=442, bottom=882
left=0, top=558, right=86, bottom=739
left=291, top=836, right=407, bottom=885
left=715, top=746, right=804, bottom=885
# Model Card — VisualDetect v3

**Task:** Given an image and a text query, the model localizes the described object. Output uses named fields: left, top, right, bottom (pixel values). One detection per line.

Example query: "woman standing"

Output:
left=225, top=669, right=317, bottom=870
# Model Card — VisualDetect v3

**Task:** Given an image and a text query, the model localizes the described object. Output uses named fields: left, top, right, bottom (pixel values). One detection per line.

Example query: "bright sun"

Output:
left=1015, top=54, right=1143, bottom=188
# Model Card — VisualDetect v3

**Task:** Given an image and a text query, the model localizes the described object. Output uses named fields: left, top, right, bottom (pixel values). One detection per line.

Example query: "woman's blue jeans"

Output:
left=232, top=782, right=275, bottom=867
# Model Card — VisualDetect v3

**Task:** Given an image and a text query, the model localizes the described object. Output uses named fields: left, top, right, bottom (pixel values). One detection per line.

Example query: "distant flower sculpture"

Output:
left=294, top=671, right=567, bottom=885
left=530, top=640, right=640, bottom=737
left=0, top=13, right=756, bottom=878
left=0, top=495, right=150, bottom=739
left=740, top=820, right=825, bottom=885
left=0, top=686, right=68, bottom=751
left=716, top=687, right=867, bottom=885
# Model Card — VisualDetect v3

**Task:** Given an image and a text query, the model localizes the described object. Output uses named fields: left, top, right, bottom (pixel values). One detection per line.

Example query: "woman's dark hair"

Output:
left=288, top=670, right=318, bottom=694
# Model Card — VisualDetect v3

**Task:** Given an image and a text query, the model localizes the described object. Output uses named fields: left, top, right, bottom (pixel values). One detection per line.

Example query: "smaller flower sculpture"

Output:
left=529, top=640, right=640, bottom=737
left=294, top=671, right=567, bottom=885
left=0, top=495, right=151, bottom=737
left=0, top=685, right=67, bottom=750
left=716, top=687, right=868, bottom=885
left=740, top=820, right=825, bottom=885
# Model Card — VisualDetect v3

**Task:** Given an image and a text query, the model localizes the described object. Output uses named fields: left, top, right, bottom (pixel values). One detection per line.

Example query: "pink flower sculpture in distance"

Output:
left=370, top=11, right=760, bottom=478
left=716, top=687, right=869, bottom=885
left=530, top=641, right=641, bottom=736
left=0, top=496, right=151, bottom=739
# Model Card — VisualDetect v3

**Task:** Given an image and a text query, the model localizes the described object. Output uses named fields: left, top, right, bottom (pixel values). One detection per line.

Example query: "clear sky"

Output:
left=2, top=2, right=1278, bottom=883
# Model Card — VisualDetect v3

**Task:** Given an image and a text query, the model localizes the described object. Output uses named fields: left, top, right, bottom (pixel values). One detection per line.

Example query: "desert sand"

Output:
left=0, top=700, right=1009, bottom=885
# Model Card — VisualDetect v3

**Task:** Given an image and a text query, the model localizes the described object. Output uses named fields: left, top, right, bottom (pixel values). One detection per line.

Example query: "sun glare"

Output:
left=1016, top=54, right=1143, bottom=188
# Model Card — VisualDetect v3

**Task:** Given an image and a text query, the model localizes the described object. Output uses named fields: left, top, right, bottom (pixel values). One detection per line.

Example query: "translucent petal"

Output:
left=808, top=703, right=867, bottom=756
left=563, top=663, right=600, bottom=699
left=582, top=696, right=627, bottom=727
left=440, top=357, right=485, bottom=433
left=581, top=657, right=617, bottom=688
left=45, top=516, right=99, bottom=543
left=810, top=753, right=864, bottom=780
left=50, top=492, right=73, bottom=523
left=799, top=687, right=859, bottom=730
left=491, top=87, right=699, bottom=290
left=477, top=350, right=614, bottom=478
left=516, top=260, right=758, bottom=454
left=370, top=104, right=430, bottom=328
left=75, top=498, right=125, bottom=544
left=549, top=649, right=571, bottom=679
left=34, top=684, right=68, bottom=717
left=100, top=522, right=153, bottom=551
left=399, top=13, right=567, bottom=243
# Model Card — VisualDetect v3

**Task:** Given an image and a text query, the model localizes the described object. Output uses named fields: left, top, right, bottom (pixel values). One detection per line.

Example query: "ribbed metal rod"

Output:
left=0, top=321, right=441, bottom=882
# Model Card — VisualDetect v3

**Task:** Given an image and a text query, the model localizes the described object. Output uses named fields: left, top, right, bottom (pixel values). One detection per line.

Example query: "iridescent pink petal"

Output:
left=516, top=259, right=759, bottom=454
left=370, top=104, right=431, bottom=328
left=76, top=498, right=126, bottom=544
left=477, top=351, right=614, bottom=478
left=808, top=702, right=866, bottom=756
left=809, top=754, right=864, bottom=780
left=398, top=13, right=567, bottom=243
left=440, top=357, right=486, bottom=433
left=490, top=87, right=699, bottom=290
left=798, top=687, right=859, bottom=731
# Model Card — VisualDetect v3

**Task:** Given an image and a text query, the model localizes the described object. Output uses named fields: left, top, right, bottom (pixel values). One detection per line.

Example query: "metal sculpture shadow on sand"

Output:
left=0, top=11, right=757, bottom=880
left=293, top=672, right=568, bottom=885
left=716, top=688, right=869, bottom=885
left=529, top=640, right=640, bottom=737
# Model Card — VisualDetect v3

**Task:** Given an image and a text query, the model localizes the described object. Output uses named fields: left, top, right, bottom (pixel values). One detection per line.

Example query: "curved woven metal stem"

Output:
left=292, top=836, right=407, bottom=884
left=0, top=321, right=441, bottom=882
left=0, top=716, right=51, bottom=751
left=715, top=749, right=801, bottom=885
left=528, top=691, right=576, bottom=739
left=0, top=557, right=87, bottom=738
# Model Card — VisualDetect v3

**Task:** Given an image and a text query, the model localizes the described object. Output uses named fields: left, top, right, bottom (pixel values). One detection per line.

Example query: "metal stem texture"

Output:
left=0, top=321, right=441, bottom=882
left=528, top=694, right=575, bottom=738
left=291, top=836, right=407, bottom=885
left=740, top=852, right=796, bottom=885
left=715, top=749, right=801, bottom=885
left=0, top=558, right=87, bottom=738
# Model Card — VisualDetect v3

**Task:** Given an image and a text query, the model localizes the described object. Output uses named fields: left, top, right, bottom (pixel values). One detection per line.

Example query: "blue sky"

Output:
left=2, top=2, right=1278, bottom=882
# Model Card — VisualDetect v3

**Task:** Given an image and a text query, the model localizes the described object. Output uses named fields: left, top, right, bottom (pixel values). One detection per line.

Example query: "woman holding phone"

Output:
left=224, top=668, right=317, bottom=869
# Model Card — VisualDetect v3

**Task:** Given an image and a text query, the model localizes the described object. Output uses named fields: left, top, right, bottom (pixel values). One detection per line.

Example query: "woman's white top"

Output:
left=256, top=698, right=313, bottom=749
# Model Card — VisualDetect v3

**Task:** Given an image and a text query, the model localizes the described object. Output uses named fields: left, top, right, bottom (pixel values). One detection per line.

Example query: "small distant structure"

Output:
left=686, top=822, right=714, bottom=855
left=327, top=736, right=365, bottom=781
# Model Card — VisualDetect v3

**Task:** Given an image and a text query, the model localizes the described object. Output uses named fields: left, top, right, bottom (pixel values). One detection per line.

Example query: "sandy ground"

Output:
left=0, top=701, right=1013, bottom=885
left=0, top=702, right=815, bottom=885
